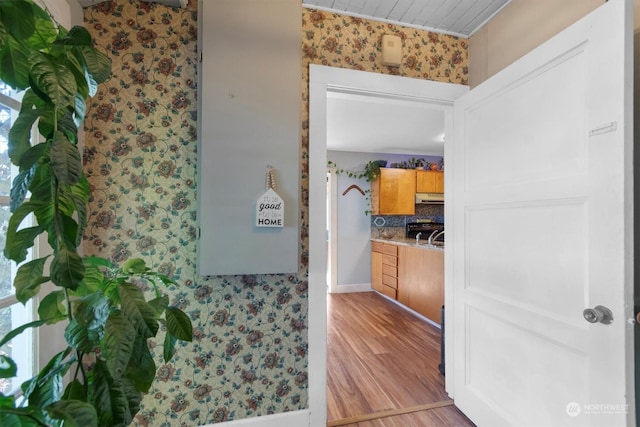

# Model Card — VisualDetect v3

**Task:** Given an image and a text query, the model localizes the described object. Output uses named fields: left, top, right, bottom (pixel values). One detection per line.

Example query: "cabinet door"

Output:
left=416, top=170, right=444, bottom=194
left=397, top=246, right=444, bottom=324
left=416, top=170, right=436, bottom=192
left=434, top=172, right=444, bottom=193
left=372, top=169, right=416, bottom=215
left=371, top=250, right=383, bottom=293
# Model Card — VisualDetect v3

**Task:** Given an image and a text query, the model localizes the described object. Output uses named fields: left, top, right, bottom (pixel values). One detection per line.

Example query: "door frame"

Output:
left=307, top=64, right=468, bottom=425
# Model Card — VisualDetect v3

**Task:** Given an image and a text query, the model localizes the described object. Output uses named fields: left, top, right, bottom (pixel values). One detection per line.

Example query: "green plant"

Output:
left=0, top=1, right=192, bottom=426
left=327, top=160, right=383, bottom=182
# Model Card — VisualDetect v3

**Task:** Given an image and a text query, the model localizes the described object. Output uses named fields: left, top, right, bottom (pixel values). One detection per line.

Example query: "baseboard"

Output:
left=200, top=410, right=311, bottom=427
left=331, top=283, right=372, bottom=293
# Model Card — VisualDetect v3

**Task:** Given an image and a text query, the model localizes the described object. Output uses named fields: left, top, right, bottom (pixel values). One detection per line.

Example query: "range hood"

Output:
left=415, top=192, right=444, bottom=204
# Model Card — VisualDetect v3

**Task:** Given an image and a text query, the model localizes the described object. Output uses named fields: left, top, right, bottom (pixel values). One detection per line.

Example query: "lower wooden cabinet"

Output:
left=397, top=245, right=444, bottom=324
left=371, top=240, right=444, bottom=325
left=371, top=241, right=397, bottom=299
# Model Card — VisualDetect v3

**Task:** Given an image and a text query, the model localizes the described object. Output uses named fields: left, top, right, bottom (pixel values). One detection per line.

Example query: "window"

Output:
left=0, top=82, right=36, bottom=394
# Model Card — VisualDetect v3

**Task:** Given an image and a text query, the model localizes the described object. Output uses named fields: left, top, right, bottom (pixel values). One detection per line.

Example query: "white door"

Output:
left=449, top=0, right=634, bottom=425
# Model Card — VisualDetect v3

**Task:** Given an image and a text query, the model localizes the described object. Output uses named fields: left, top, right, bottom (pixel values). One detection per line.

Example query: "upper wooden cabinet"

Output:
left=371, top=169, right=416, bottom=215
left=416, top=170, right=444, bottom=194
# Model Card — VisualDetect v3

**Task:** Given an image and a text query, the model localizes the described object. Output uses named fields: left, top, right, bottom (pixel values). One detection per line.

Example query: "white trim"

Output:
left=200, top=410, right=310, bottom=427
left=309, top=64, right=468, bottom=425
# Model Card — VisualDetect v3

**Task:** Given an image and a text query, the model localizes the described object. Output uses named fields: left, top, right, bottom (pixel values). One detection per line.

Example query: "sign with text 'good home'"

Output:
left=256, top=188, right=284, bottom=227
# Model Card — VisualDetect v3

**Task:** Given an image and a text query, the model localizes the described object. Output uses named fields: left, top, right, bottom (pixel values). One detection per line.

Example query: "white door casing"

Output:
left=308, top=65, right=468, bottom=426
left=449, top=0, right=634, bottom=425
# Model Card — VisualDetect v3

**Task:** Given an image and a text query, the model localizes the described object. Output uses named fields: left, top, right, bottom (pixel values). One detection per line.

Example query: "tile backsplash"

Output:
left=371, top=203, right=444, bottom=239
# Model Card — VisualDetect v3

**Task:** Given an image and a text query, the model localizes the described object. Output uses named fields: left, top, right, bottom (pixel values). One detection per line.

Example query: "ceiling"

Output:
left=302, top=0, right=512, bottom=38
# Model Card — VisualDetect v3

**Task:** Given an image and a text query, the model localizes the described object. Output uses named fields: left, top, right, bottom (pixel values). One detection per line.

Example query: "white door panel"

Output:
left=450, top=0, right=633, bottom=425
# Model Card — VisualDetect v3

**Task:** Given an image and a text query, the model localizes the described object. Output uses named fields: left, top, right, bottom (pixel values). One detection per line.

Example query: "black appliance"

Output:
left=405, top=222, right=445, bottom=243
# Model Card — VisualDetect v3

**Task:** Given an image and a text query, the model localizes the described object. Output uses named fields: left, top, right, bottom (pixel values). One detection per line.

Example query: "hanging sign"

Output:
left=256, top=167, right=284, bottom=228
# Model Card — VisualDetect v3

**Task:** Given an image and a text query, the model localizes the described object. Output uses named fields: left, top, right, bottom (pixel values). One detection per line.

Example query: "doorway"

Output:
left=306, top=64, right=468, bottom=424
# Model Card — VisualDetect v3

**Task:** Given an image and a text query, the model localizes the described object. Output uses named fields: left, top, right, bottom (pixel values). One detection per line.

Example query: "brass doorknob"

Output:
left=583, top=305, right=613, bottom=324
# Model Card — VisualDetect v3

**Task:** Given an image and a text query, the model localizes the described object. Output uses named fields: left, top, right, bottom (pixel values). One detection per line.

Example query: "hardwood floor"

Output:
left=327, top=292, right=475, bottom=427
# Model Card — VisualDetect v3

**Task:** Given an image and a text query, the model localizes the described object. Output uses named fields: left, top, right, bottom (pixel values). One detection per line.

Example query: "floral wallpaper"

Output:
left=81, top=1, right=466, bottom=425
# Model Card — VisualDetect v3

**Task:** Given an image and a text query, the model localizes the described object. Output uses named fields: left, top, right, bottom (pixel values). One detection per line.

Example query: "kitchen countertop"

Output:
left=371, top=237, right=445, bottom=252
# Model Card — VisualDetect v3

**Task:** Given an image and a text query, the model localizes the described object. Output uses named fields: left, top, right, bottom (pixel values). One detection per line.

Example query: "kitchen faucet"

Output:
left=428, top=229, right=445, bottom=245
left=415, top=232, right=422, bottom=244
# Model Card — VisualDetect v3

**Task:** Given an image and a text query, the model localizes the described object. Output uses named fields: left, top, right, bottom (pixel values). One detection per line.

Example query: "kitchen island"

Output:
left=371, top=238, right=443, bottom=325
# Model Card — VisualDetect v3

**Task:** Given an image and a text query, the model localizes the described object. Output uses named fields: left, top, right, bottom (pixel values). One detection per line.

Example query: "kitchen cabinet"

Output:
left=371, top=241, right=398, bottom=299
left=371, top=168, right=416, bottom=215
left=397, top=245, right=444, bottom=324
left=416, top=170, right=444, bottom=194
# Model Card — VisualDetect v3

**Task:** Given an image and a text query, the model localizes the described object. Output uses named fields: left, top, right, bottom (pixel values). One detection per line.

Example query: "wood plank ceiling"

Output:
left=302, top=0, right=511, bottom=38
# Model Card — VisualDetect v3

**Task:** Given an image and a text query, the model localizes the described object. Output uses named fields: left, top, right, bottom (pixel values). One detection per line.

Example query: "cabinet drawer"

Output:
left=371, top=241, right=384, bottom=253
left=382, top=274, right=397, bottom=289
left=381, top=244, right=398, bottom=256
left=382, top=254, right=397, bottom=267
left=382, top=264, right=397, bottom=277
left=377, top=284, right=396, bottom=299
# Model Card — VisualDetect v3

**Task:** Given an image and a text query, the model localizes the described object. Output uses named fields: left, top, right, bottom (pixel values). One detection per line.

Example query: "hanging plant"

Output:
left=0, top=1, right=192, bottom=426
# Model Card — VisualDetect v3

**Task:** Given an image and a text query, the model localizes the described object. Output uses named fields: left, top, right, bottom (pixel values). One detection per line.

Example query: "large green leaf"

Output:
left=148, top=295, right=169, bottom=315
left=125, top=336, right=156, bottom=393
left=0, top=355, right=17, bottom=379
left=70, top=177, right=90, bottom=242
left=50, top=245, right=84, bottom=290
left=14, top=255, right=50, bottom=304
left=102, top=312, right=135, bottom=381
left=46, top=400, right=97, bottom=427
left=163, top=331, right=178, bottom=363
left=62, top=51, right=89, bottom=102
left=50, top=132, right=81, bottom=185
left=10, top=164, right=35, bottom=212
left=38, top=291, right=67, bottom=323
left=118, top=282, right=159, bottom=338
left=27, top=0, right=58, bottom=51
left=91, top=360, right=126, bottom=427
left=6, top=225, right=43, bottom=266
left=58, top=212, right=79, bottom=249
left=57, top=111, right=79, bottom=144
left=121, top=258, right=148, bottom=275
left=27, top=161, right=53, bottom=203
left=0, top=35, right=31, bottom=90
left=77, top=45, right=111, bottom=84
left=64, top=319, right=101, bottom=353
left=7, top=106, right=38, bottom=166
left=0, top=319, right=49, bottom=349
left=62, top=379, right=84, bottom=401
left=74, top=94, right=87, bottom=126
left=56, top=26, right=92, bottom=47
left=165, top=306, right=193, bottom=341
left=74, top=292, right=109, bottom=330
left=29, top=51, right=77, bottom=110
left=4, top=201, right=39, bottom=263
left=21, top=348, right=72, bottom=402
left=74, top=262, right=105, bottom=297
left=0, top=2, right=35, bottom=42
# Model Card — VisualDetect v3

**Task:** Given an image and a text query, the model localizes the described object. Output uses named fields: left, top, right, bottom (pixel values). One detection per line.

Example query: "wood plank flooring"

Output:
left=327, top=292, right=475, bottom=427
